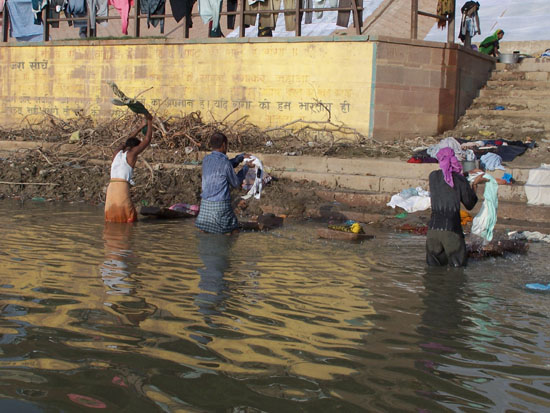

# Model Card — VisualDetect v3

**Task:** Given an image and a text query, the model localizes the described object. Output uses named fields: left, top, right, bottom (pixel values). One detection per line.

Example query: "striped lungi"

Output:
left=104, top=179, right=138, bottom=223
left=195, top=199, right=238, bottom=234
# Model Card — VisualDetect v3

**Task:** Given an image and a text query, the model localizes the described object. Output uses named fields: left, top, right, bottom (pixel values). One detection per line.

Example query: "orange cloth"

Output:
left=104, top=179, right=137, bottom=223
left=460, top=210, right=473, bottom=226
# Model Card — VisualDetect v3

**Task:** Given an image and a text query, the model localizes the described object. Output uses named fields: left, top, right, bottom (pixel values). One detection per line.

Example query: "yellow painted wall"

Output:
left=0, top=39, right=375, bottom=136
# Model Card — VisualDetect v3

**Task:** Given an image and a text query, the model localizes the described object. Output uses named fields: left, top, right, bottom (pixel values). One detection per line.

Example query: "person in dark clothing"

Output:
left=426, top=148, right=485, bottom=267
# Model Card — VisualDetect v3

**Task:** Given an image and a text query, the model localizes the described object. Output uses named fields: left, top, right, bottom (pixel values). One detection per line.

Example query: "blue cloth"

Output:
left=501, top=173, right=513, bottom=183
left=480, top=153, right=505, bottom=171
left=200, top=151, right=248, bottom=202
left=7, top=0, right=44, bottom=39
left=526, top=283, right=550, bottom=291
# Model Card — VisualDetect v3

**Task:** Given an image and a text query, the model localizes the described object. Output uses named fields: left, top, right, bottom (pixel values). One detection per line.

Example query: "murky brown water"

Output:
left=0, top=200, right=549, bottom=412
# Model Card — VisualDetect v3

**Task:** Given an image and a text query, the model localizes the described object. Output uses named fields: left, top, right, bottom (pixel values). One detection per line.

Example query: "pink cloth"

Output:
left=0, top=0, right=5, bottom=12
left=108, top=0, right=134, bottom=34
left=436, top=147, right=462, bottom=187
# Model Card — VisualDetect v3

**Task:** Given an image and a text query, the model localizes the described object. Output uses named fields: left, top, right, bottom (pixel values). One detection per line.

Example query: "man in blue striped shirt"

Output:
left=195, top=132, right=251, bottom=234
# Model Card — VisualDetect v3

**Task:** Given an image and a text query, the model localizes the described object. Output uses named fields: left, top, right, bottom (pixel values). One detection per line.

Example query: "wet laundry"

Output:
left=468, top=172, right=498, bottom=243
left=387, top=186, right=431, bottom=213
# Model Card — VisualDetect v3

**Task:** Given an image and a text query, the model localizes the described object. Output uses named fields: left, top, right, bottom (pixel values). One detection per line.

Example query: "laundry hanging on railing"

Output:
left=108, top=0, right=133, bottom=34
left=141, top=0, right=165, bottom=32
left=6, top=0, right=44, bottom=41
left=170, top=0, right=196, bottom=24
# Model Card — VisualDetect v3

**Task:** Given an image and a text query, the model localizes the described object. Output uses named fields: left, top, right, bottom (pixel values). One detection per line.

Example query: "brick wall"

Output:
left=370, top=36, right=494, bottom=139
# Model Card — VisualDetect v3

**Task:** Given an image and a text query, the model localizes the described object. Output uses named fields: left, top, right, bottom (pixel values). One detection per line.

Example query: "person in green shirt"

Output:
left=479, top=29, right=504, bottom=57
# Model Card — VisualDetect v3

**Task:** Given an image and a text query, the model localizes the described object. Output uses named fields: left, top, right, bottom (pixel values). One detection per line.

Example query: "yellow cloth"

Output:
left=105, top=179, right=138, bottom=223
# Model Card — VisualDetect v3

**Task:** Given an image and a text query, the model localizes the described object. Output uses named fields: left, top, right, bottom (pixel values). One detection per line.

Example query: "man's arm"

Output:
left=226, top=162, right=249, bottom=189
left=458, top=174, right=478, bottom=210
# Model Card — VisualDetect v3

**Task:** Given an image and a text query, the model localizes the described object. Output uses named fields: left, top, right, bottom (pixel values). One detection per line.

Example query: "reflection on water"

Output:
left=0, top=200, right=549, bottom=411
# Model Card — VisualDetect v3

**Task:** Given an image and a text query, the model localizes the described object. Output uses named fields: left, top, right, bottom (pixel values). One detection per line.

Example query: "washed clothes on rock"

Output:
left=6, top=0, right=44, bottom=40
left=195, top=152, right=249, bottom=233
left=427, top=169, right=478, bottom=266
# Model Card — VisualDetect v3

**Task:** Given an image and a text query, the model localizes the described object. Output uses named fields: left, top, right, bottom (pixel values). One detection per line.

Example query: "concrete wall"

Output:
left=370, top=36, right=495, bottom=139
left=0, top=35, right=495, bottom=140
left=0, top=37, right=376, bottom=134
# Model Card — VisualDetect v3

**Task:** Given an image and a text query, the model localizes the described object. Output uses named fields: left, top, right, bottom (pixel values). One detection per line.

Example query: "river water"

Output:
left=0, top=201, right=549, bottom=412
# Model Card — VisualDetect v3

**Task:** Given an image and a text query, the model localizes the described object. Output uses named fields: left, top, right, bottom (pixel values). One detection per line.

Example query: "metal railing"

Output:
left=1, top=0, right=365, bottom=42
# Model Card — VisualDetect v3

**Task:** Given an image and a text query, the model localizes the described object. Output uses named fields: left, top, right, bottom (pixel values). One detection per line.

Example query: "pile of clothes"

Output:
left=408, top=136, right=535, bottom=164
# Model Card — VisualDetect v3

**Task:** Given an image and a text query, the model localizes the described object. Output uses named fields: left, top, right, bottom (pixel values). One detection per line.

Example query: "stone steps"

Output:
left=485, top=80, right=550, bottom=90
left=490, top=71, right=550, bottom=82
left=471, top=96, right=550, bottom=111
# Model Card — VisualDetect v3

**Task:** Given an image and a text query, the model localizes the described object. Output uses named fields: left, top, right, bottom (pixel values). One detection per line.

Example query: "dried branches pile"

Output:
left=0, top=108, right=434, bottom=159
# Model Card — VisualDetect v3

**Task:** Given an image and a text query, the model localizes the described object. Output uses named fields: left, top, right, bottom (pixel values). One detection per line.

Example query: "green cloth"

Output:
left=479, top=30, right=502, bottom=55
left=108, top=81, right=151, bottom=117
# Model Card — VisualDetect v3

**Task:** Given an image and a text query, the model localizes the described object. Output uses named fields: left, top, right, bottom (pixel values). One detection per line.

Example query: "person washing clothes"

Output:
left=479, top=29, right=504, bottom=57
left=195, top=132, right=253, bottom=234
left=426, top=148, right=486, bottom=267
left=104, top=113, right=153, bottom=223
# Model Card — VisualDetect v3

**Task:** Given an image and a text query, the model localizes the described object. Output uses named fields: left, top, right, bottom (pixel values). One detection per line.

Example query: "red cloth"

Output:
left=407, top=157, right=422, bottom=163
left=108, top=0, right=134, bottom=34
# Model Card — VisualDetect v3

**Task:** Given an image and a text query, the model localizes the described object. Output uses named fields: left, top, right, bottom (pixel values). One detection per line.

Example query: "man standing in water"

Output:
left=195, top=132, right=251, bottom=234
left=426, top=148, right=485, bottom=267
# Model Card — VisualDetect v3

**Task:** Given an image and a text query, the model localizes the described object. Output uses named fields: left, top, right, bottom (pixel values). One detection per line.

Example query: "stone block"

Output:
left=336, top=175, right=380, bottom=191
left=526, top=72, right=549, bottom=81
left=380, top=176, right=429, bottom=193
left=277, top=170, right=337, bottom=187
left=376, top=65, right=406, bottom=85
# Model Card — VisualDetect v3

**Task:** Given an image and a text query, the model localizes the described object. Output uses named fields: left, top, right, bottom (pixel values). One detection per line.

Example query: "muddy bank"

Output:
left=0, top=150, right=347, bottom=221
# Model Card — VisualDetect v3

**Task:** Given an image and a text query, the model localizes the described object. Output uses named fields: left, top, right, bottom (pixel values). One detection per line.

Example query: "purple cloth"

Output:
left=436, top=147, right=462, bottom=188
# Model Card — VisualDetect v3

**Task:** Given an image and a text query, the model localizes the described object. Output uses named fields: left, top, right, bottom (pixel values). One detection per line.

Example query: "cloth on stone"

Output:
left=480, top=152, right=505, bottom=171
left=508, top=230, right=550, bottom=243
left=195, top=199, right=239, bottom=233
left=524, top=164, right=550, bottom=205
left=387, top=187, right=431, bottom=213
left=468, top=172, right=498, bottom=243
left=427, top=137, right=465, bottom=161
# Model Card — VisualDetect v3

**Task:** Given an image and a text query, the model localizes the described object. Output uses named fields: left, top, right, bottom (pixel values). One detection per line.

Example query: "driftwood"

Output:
left=139, top=206, right=195, bottom=219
